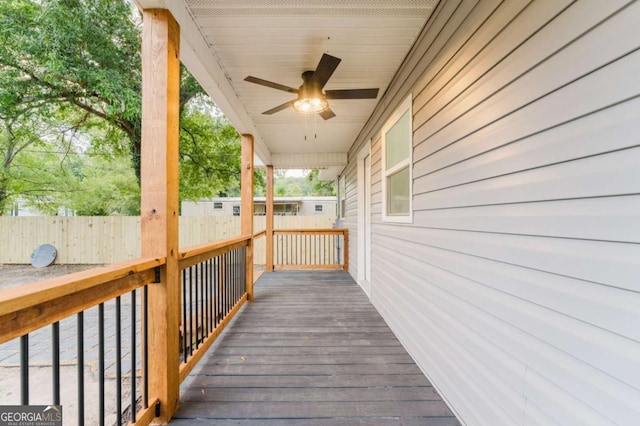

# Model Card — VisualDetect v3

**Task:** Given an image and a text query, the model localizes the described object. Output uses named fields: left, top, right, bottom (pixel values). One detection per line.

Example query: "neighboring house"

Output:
left=7, top=199, right=74, bottom=217
left=182, top=196, right=337, bottom=217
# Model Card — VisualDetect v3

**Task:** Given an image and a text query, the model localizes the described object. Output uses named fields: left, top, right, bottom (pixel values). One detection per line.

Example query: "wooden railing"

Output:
left=0, top=234, right=252, bottom=426
left=272, top=228, right=348, bottom=271
left=177, top=235, right=250, bottom=382
left=0, top=228, right=348, bottom=425
left=0, top=257, right=165, bottom=426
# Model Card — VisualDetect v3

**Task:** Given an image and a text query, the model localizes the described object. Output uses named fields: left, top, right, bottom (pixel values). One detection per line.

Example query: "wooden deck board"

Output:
left=173, top=270, right=460, bottom=425
left=170, top=418, right=461, bottom=426
left=181, top=386, right=446, bottom=402
left=205, top=354, right=415, bottom=365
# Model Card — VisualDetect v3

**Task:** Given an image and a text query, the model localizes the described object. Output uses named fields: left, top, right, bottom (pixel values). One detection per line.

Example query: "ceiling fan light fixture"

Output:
left=245, top=53, right=379, bottom=120
left=293, top=96, right=328, bottom=113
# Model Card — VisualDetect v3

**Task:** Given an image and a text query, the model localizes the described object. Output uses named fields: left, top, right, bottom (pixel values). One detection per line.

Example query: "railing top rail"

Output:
left=0, top=256, right=165, bottom=317
left=179, top=234, right=251, bottom=270
left=0, top=256, right=165, bottom=344
left=253, top=230, right=267, bottom=239
left=273, top=228, right=348, bottom=235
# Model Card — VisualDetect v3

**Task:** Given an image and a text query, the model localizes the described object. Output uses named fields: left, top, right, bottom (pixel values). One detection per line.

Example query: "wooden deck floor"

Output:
left=171, top=270, right=461, bottom=425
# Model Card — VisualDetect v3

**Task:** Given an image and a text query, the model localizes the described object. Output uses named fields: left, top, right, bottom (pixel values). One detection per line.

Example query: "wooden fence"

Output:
left=0, top=215, right=336, bottom=264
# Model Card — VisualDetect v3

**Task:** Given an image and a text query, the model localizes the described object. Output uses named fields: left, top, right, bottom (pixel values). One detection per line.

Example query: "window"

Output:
left=213, top=202, right=223, bottom=210
left=381, top=95, right=412, bottom=222
left=315, top=204, right=324, bottom=214
left=340, top=176, right=346, bottom=218
left=232, top=205, right=240, bottom=216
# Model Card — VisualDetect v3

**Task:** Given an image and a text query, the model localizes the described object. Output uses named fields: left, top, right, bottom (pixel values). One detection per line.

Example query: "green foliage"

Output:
left=1, top=113, right=141, bottom=215
left=0, top=0, right=253, bottom=216
left=61, top=153, right=140, bottom=215
left=0, top=113, right=60, bottom=213
left=0, top=0, right=142, bottom=134
left=274, top=170, right=336, bottom=197
left=179, top=103, right=241, bottom=202
left=0, top=0, right=205, bottom=178
left=307, top=169, right=337, bottom=196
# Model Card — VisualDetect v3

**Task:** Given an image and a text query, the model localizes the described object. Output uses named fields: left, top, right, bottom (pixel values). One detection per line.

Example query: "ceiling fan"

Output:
left=244, top=53, right=379, bottom=120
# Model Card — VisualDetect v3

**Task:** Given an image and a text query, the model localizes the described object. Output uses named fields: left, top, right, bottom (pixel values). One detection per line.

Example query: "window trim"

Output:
left=212, top=202, right=223, bottom=210
left=339, top=175, right=347, bottom=218
left=381, top=94, right=413, bottom=223
left=314, top=204, right=324, bottom=213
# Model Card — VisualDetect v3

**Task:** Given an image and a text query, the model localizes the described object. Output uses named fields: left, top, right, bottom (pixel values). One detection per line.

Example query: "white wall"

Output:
left=342, top=0, right=640, bottom=424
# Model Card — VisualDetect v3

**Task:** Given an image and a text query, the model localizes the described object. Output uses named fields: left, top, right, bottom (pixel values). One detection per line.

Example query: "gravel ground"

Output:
left=0, top=264, right=98, bottom=291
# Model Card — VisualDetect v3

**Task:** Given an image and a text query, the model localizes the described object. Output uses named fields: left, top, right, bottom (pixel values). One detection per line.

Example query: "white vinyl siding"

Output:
left=345, top=0, right=640, bottom=424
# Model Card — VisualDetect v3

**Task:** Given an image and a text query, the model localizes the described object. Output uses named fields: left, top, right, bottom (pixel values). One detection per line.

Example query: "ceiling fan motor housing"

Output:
left=299, top=71, right=324, bottom=99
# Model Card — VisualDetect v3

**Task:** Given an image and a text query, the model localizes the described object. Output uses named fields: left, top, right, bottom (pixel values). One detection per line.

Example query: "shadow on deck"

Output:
left=171, top=270, right=460, bottom=425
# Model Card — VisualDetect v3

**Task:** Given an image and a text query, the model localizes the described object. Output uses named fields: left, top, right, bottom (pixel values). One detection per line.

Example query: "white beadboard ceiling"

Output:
left=133, top=0, right=439, bottom=173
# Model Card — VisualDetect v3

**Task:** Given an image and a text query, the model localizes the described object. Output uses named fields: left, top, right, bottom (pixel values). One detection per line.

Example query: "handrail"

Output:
left=273, top=228, right=348, bottom=235
left=0, top=226, right=348, bottom=425
left=0, top=256, right=165, bottom=344
left=271, top=228, right=348, bottom=271
left=179, top=234, right=251, bottom=270
left=176, top=234, right=253, bottom=383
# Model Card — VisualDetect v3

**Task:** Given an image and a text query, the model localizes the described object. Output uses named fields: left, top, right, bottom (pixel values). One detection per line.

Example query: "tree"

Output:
left=0, top=0, right=204, bottom=183
left=307, top=169, right=336, bottom=196
left=272, top=170, right=336, bottom=197
left=0, top=110, right=71, bottom=213
left=0, top=0, right=254, bottom=215
left=0, top=109, right=141, bottom=215
left=61, top=153, right=140, bottom=215
left=179, top=103, right=241, bottom=201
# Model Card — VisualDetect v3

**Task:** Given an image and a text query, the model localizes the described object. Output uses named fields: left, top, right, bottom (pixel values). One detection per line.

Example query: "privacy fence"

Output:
left=0, top=215, right=336, bottom=264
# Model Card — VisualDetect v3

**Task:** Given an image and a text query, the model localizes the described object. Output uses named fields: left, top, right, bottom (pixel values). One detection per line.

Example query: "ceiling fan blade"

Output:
left=245, top=76, right=298, bottom=94
left=262, top=100, right=294, bottom=115
left=325, top=88, right=379, bottom=99
left=319, top=108, right=336, bottom=120
left=310, top=54, right=341, bottom=89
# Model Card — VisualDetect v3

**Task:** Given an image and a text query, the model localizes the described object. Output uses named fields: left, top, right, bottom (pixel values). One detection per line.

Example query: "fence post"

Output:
left=140, top=9, right=181, bottom=422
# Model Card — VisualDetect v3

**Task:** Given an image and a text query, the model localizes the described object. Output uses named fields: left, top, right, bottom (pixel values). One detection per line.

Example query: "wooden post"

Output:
left=343, top=230, right=349, bottom=271
left=140, top=9, right=180, bottom=422
left=266, top=165, right=274, bottom=272
left=241, top=134, right=254, bottom=301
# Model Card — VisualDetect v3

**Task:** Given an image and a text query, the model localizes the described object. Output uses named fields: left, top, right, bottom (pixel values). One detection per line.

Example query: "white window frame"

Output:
left=339, top=175, right=347, bottom=218
left=314, top=204, right=324, bottom=214
left=212, top=202, right=223, bottom=210
left=381, top=94, right=413, bottom=223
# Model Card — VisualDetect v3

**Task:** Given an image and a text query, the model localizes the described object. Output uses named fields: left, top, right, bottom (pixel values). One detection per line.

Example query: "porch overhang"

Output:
left=132, top=0, right=439, bottom=172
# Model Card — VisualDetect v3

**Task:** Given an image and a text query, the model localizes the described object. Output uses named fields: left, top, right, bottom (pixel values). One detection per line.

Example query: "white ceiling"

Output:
left=134, top=0, right=439, bottom=172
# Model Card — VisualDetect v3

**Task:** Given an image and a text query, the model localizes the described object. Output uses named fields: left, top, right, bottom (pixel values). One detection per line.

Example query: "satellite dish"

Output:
left=31, top=244, right=57, bottom=268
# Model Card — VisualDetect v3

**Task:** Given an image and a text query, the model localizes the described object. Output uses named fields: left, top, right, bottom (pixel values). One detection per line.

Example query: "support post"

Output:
left=140, top=9, right=180, bottom=423
left=343, top=230, right=349, bottom=272
left=266, top=165, right=274, bottom=272
left=241, top=134, right=254, bottom=301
